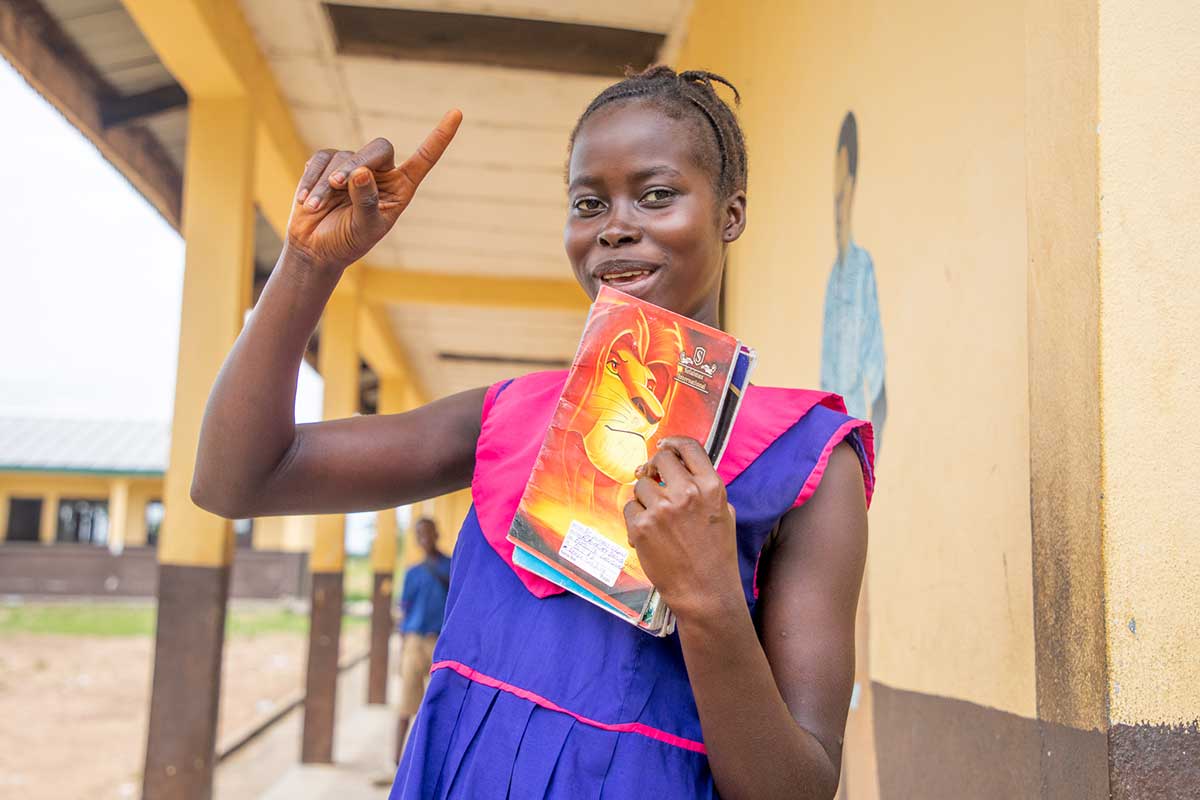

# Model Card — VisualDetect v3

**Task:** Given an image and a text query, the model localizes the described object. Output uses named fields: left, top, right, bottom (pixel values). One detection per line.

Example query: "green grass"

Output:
left=344, top=554, right=407, bottom=604
left=343, top=555, right=374, bottom=604
left=0, top=603, right=156, bottom=636
left=0, top=602, right=367, bottom=638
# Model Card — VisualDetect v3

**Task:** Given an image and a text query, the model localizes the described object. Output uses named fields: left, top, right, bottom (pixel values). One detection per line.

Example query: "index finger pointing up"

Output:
left=397, top=109, right=463, bottom=187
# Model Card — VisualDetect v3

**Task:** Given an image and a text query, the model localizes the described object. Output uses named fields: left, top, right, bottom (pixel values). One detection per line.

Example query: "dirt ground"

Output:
left=0, top=616, right=368, bottom=800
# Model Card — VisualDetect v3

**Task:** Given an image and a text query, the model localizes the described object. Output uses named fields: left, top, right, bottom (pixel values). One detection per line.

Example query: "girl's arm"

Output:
left=626, top=439, right=867, bottom=800
left=190, top=112, right=485, bottom=519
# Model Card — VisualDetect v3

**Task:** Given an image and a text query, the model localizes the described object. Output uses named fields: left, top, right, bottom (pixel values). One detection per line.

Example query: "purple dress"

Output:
left=390, top=371, right=874, bottom=799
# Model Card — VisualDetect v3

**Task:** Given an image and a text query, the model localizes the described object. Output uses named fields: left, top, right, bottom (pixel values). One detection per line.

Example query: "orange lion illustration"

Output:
left=523, top=299, right=683, bottom=545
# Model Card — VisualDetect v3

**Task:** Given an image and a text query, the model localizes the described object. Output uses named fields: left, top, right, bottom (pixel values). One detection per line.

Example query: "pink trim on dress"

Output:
left=472, top=372, right=567, bottom=598
left=715, top=386, right=844, bottom=484
left=752, top=417, right=876, bottom=599
left=792, top=418, right=876, bottom=510
left=431, top=659, right=708, bottom=755
left=480, top=380, right=505, bottom=424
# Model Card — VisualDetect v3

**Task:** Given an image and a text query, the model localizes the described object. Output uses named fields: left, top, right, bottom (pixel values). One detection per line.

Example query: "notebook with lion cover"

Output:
left=507, top=285, right=755, bottom=634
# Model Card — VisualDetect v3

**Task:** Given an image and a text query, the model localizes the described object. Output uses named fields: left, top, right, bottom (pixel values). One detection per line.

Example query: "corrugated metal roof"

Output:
left=0, top=418, right=169, bottom=474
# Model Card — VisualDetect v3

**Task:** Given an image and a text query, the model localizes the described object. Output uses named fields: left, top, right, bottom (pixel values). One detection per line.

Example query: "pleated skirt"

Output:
left=388, top=667, right=716, bottom=799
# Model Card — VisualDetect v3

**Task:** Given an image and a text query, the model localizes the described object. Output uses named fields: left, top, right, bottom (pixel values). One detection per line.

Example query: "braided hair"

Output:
left=568, top=65, right=748, bottom=199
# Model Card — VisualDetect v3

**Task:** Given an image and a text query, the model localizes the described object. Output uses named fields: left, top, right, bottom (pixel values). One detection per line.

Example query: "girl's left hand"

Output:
left=622, top=436, right=743, bottom=621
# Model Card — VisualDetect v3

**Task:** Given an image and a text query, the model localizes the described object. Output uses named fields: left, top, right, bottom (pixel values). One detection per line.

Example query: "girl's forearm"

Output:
left=190, top=246, right=343, bottom=516
left=676, top=597, right=839, bottom=800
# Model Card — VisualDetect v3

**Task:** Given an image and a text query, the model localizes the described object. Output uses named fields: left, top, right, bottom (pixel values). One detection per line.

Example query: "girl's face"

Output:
left=565, top=100, right=746, bottom=327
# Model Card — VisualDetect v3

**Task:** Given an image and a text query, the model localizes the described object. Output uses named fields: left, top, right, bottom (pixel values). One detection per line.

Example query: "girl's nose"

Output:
left=598, top=215, right=642, bottom=248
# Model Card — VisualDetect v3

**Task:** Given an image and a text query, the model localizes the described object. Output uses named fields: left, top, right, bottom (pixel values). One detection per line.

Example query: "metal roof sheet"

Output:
left=0, top=417, right=169, bottom=474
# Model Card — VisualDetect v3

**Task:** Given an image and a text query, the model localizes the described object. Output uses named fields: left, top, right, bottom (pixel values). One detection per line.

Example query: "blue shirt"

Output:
left=399, top=555, right=452, bottom=636
left=820, top=240, right=886, bottom=424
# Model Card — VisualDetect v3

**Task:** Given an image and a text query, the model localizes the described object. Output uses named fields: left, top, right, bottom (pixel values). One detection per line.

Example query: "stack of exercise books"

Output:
left=507, top=285, right=756, bottom=636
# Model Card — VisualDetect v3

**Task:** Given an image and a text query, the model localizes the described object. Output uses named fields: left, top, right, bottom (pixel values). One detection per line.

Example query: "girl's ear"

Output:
left=721, top=190, right=748, bottom=243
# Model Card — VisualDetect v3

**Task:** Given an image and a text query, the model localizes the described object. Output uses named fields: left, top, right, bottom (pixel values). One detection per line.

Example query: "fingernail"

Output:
left=353, top=169, right=370, bottom=186
left=296, top=189, right=308, bottom=204
left=330, top=172, right=345, bottom=185
left=306, top=195, right=321, bottom=210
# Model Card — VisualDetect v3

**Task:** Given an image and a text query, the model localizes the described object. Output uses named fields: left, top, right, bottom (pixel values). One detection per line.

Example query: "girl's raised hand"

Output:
left=286, top=109, right=463, bottom=270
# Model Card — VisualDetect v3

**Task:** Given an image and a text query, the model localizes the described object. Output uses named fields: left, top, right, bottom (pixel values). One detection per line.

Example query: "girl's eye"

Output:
left=574, top=197, right=605, bottom=214
left=641, top=188, right=676, bottom=204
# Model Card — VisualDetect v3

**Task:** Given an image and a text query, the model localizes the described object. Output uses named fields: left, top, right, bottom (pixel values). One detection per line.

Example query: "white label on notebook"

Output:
left=559, top=520, right=628, bottom=587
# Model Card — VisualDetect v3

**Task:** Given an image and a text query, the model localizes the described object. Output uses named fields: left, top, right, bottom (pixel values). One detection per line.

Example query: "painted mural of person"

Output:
left=821, top=111, right=887, bottom=450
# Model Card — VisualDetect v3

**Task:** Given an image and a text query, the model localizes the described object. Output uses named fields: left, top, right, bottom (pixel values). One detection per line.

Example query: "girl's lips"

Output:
left=597, top=268, right=660, bottom=296
left=601, top=269, right=652, bottom=284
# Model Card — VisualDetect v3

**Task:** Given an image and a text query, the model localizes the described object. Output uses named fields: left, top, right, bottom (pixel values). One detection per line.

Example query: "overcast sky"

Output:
left=0, top=60, right=323, bottom=424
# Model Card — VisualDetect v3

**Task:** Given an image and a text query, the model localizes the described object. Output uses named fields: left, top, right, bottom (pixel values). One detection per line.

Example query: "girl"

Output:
left=193, top=67, right=874, bottom=800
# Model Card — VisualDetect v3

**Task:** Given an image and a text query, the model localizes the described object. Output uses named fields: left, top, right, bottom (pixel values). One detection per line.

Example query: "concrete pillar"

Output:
left=142, top=94, right=255, bottom=800
left=1024, top=3, right=1108, bottom=794
left=1095, top=2, right=1200, bottom=794
left=38, top=491, right=59, bottom=544
left=108, top=479, right=130, bottom=555
left=367, top=507, right=398, bottom=706
left=301, top=277, right=359, bottom=763
left=1026, top=1, right=1200, bottom=795
left=0, top=491, right=9, bottom=542
left=124, top=484, right=151, bottom=548
left=365, top=375, right=408, bottom=705
left=433, top=489, right=470, bottom=554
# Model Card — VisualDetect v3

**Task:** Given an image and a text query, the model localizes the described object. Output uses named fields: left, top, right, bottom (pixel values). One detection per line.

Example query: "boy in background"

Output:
left=393, top=517, right=451, bottom=763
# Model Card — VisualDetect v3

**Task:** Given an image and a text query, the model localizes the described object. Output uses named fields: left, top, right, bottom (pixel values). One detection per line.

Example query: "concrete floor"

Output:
left=216, top=651, right=400, bottom=800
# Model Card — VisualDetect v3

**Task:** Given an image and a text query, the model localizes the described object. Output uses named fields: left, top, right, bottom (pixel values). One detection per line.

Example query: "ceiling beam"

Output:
left=100, top=82, right=188, bottom=128
left=1, top=0, right=182, bottom=229
left=119, top=0, right=308, bottom=234
left=361, top=265, right=588, bottom=311
left=325, top=5, right=663, bottom=78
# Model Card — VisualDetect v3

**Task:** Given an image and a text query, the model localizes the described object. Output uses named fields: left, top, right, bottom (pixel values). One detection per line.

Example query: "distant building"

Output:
left=0, top=417, right=310, bottom=596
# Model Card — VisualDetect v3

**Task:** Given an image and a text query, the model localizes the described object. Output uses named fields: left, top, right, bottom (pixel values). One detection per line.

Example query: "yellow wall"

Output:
left=1099, top=0, right=1200, bottom=727
left=0, top=471, right=161, bottom=547
left=679, top=0, right=1035, bottom=716
left=0, top=471, right=312, bottom=553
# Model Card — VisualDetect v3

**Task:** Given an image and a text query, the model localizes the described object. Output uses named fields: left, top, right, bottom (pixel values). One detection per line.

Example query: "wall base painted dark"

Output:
left=872, top=682, right=1108, bottom=799
left=1110, top=721, right=1200, bottom=800
left=0, top=543, right=307, bottom=598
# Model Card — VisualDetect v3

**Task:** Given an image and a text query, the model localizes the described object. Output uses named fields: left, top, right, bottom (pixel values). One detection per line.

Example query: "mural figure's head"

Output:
left=564, top=66, right=749, bottom=329
left=835, top=111, right=859, bottom=260
left=415, top=517, right=439, bottom=557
